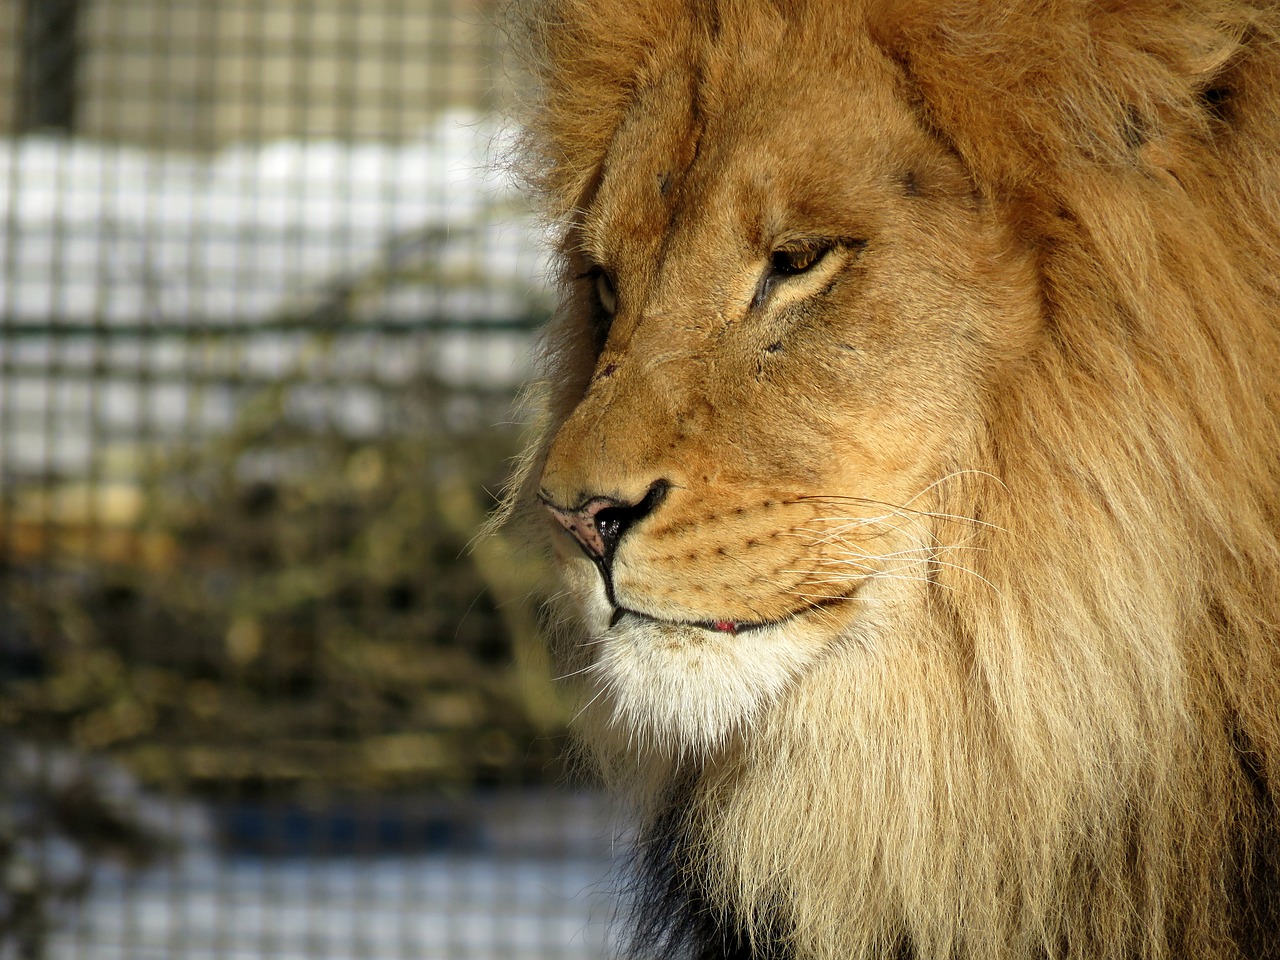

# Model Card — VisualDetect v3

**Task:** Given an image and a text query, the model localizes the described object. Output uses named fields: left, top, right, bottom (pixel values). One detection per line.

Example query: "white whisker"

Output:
left=553, top=662, right=600, bottom=682
left=567, top=678, right=611, bottom=727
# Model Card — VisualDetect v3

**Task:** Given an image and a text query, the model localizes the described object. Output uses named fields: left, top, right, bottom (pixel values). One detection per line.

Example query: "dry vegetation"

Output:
left=0, top=366, right=565, bottom=796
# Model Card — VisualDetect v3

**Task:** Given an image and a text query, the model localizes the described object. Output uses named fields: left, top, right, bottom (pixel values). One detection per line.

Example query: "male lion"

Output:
left=505, top=0, right=1280, bottom=957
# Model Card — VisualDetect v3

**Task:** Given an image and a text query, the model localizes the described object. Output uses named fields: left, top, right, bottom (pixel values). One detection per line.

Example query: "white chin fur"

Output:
left=562, top=560, right=831, bottom=757
left=591, top=616, right=826, bottom=756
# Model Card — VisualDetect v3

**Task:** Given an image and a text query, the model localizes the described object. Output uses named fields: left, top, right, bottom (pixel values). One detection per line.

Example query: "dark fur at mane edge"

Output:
left=624, top=777, right=931, bottom=960
left=1229, top=721, right=1280, bottom=959
left=625, top=776, right=797, bottom=960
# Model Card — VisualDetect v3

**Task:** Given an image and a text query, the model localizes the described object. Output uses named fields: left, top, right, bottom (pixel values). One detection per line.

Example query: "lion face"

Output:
left=516, top=1, right=1280, bottom=955
left=536, top=29, right=1039, bottom=753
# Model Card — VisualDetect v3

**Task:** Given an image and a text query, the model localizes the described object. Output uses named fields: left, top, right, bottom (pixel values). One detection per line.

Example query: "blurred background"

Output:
left=0, top=1, right=618, bottom=958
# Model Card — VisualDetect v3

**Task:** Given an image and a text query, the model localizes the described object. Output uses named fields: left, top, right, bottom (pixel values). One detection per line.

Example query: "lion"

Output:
left=502, top=0, right=1280, bottom=957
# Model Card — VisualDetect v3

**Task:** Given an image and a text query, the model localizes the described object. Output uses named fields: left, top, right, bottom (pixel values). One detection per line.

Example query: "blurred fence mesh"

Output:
left=0, top=2, right=617, bottom=958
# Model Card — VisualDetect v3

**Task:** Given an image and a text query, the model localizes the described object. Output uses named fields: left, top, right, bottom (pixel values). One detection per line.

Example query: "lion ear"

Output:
left=868, top=0, right=1249, bottom=201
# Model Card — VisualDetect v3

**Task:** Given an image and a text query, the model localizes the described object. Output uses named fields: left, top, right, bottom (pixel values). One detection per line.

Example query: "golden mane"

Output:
left=506, top=1, right=1280, bottom=957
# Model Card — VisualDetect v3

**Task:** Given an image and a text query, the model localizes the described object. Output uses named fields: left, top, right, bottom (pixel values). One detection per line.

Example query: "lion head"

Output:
left=506, top=1, right=1280, bottom=957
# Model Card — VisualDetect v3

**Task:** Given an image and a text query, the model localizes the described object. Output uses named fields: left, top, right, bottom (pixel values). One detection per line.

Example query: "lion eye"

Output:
left=592, top=268, right=617, bottom=317
left=754, top=240, right=849, bottom=310
left=770, top=244, right=828, bottom=276
left=579, top=265, right=618, bottom=347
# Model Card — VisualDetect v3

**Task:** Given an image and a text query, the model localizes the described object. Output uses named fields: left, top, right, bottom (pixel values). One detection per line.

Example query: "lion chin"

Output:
left=506, top=0, right=1280, bottom=958
left=582, top=606, right=822, bottom=756
left=558, top=547, right=902, bottom=756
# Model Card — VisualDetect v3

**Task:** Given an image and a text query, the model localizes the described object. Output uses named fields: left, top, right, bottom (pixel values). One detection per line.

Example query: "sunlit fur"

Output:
left=503, top=1, right=1280, bottom=957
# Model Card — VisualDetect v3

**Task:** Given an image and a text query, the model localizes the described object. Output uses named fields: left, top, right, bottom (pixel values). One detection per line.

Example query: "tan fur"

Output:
left=505, top=1, right=1280, bottom=957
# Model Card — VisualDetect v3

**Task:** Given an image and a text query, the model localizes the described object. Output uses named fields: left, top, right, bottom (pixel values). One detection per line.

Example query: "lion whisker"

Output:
left=804, top=551, right=1002, bottom=595
left=814, top=545, right=993, bottom=568
left=553, top=662, right=601, bottom=682
left=790, top=520, right=905, bottom=547
left=567, top=679, right=612, bottom=727
left=797, top=470, right=1007, bottom=532
left=786, top=570, right=949, bottom=597
left=810, top=505, right=1001, bottom=533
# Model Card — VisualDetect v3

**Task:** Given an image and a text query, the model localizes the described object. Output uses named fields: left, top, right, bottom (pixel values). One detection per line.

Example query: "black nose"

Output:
left=542, top=480, right=670, bottom=566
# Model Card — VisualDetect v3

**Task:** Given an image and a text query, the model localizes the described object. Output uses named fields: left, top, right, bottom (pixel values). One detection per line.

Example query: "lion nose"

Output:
left=541, top=480, right=670, bottom=565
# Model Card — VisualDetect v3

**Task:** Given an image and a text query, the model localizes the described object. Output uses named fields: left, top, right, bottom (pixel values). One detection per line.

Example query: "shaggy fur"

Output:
left=504, top=1, right=1280, bottom=957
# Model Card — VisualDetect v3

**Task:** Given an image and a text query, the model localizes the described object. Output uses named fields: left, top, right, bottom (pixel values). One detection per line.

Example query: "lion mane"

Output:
left=505, top=1, right=1280, bottom=957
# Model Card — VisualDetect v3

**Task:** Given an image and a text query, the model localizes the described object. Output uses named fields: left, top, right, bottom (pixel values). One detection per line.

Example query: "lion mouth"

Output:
left=607, top=587, right=862, bottom=635
left=609, top=607, right=764, bottom=635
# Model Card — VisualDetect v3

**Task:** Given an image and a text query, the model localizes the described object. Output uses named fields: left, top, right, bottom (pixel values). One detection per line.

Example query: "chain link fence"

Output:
left=0, top=2, right=617, bottom=958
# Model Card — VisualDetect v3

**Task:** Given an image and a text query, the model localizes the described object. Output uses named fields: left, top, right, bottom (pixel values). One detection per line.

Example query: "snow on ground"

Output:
left=0, top=112, right=553, bottom=326
left=54, top=853, right=616, bottom=960
left=45, top=791, right=621, bottom=960
left=0, top=116, right=555, bottom=480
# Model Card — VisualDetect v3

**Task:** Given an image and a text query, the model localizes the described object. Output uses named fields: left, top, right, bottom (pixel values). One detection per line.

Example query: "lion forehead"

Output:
left=583, top=26, right=930, bottom=271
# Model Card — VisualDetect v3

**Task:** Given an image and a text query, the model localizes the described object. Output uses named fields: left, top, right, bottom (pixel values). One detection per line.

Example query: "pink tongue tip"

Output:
left=712, top=620, right=738, bottom=634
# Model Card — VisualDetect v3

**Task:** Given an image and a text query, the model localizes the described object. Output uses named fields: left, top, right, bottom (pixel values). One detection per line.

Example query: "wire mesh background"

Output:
left=0, top=2, right=619, bottom=958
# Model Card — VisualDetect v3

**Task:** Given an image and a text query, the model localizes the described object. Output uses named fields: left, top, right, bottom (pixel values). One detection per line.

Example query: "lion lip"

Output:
left=609, top=606, right=766, bottom=634
left=608, top=588, right=860, bottom=634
